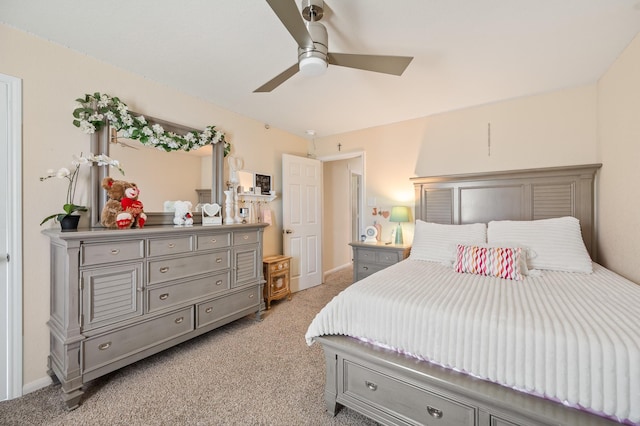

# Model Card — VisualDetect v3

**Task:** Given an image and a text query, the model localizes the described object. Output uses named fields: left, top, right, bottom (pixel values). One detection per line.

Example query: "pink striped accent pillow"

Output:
left=455, top=245, right=523, bottom=281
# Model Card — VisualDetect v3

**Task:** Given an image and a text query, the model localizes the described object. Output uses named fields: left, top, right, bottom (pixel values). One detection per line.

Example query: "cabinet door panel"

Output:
left=81, top=263, right=143, bottom=331
left=233, top=245, right=259, bottom=287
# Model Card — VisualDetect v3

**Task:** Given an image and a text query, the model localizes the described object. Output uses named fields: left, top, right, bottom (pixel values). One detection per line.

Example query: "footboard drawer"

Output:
left=83, top=307, right=194, bottom=373
left=343, top=361, right=476, bottom=426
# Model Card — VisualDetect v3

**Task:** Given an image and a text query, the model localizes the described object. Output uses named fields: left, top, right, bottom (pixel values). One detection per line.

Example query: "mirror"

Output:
left=89, top=112, right=224, bottom=227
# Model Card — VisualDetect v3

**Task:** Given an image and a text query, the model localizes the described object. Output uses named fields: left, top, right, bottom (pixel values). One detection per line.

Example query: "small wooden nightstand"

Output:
left=262, top=255, right=292, bottom=309
left=349, top=241, right=411, bottom=282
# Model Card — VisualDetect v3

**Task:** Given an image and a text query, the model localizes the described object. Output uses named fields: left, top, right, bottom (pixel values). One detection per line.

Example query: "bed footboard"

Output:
left=316, top=335, right=619, bottom=426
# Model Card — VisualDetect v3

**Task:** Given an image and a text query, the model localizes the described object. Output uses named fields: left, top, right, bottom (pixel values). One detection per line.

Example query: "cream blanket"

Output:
left=305, top=260, right=640, bottom=423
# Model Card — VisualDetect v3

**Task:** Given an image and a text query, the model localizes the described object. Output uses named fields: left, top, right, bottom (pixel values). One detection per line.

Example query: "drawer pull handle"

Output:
left=243, top=235, right=249, bottom=240
left=110, top=249, right=120, bottom=255
left=249, top=294, right=254, bottom=298
left=427, top=406, right=443, bottom=419
left=159, top=293, right=169, bottom=300
left=211, top=239, right=217, bottom=243
left=363, top=266, right=368, bottom=270
left=175, top=317, right=184, bottom=324
left=205, top=307, right=213, bottom=314
left=98, top=342, right=112, bottom=350
left=365, top=381, right=377, bottom=391
left=215, top=280, right=223, bottom=286
left=168, top=243, right=175, bottom=248
left=159, top=266, right=169, bottom=273
left=216, top=258, right=223, bottom=263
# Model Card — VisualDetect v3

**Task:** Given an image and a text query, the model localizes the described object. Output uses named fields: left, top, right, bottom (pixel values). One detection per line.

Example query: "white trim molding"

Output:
left=1, top=73, right=23, bottom=400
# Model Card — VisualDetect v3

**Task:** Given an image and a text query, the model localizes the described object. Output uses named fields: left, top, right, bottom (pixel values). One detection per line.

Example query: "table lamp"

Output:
left=389, top=206, right=410, bottom=245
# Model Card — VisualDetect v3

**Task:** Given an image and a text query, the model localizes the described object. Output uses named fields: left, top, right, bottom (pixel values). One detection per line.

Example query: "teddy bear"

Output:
left=101, top=177, right=147, bottom=229
left=172, top=200, right=194, bottom=226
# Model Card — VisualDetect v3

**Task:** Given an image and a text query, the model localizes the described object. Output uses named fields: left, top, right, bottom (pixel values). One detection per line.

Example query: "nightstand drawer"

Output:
left=376, top=251, right=401, bottom=265
left=356, top=262, right=383, bottom=279
left=356, top=249, right=377, bottom=262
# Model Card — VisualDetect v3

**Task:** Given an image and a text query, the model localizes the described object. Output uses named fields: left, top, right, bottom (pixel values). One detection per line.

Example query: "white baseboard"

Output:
left=22, top=375, right=53, bottom=395
left=323, top=262, right=352, bottom=280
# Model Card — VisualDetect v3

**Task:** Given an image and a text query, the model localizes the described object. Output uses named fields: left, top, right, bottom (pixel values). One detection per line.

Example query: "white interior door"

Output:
left=0, top=73, right=22, bottom=401
left=282, top=154, right=322, bottom=292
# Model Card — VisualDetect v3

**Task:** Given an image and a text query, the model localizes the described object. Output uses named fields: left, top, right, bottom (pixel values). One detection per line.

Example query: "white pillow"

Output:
left=487, top=216, right=592, bottom=273
left=409, top=220, right=487, bottom=264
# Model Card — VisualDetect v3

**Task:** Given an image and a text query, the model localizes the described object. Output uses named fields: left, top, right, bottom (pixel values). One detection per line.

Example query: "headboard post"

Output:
left=411, top=164, right=602, bottom=260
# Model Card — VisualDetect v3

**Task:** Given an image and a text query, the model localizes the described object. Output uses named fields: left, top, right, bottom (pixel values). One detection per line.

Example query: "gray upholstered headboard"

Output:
left=411, top=164, right=602, bottom=261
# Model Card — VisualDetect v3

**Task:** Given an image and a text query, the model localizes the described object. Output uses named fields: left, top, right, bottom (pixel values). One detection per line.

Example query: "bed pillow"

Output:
left=455, top=245, right=524, bottom=281
left=487, top=216, right=592, bottom=273
left=409, top=220, right=487, bottom=264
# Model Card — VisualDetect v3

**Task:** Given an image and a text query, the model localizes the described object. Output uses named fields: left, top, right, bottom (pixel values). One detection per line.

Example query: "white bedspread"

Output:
left=305, top=260, right=640, bottom=424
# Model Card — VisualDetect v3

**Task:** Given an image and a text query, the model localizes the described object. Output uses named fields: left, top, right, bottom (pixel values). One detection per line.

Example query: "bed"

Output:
left=306, top=164, right=640, bottom=426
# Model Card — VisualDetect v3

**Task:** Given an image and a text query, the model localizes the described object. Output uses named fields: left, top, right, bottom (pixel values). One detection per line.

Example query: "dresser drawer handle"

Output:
left=167, top=243, right=175, bottom=248
left=248, top=294, right=254, bottom=298
left=210, top=239, right=217, bottom=243
left=365, top=381, right=377, bottom=391
left=427, top=406, right=443, bottom=419
left=243, top=235, right=249, bottom=240
left=159, top=293, right=169, bottom=300
left=215, top=280, right=223, bottom=286
left=175, top=317, right=184, bottom=324
left=159, top=266, right=169, bottom=273
left=363, top=266, right=368, bottom=270
left=98, top=342, right=112, bottom=351
left=205, top=307, right=213, bottom=314
left=110, top=249, right=120, bottom=255
left=216, top=258, right=223, bottom=263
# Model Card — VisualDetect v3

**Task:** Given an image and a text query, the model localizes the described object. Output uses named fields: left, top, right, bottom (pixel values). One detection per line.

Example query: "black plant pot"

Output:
left=60, top=215, right=80, bottom=231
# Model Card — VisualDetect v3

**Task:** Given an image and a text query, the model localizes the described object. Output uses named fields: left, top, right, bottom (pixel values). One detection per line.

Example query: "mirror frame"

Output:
left=89, top=112, right=224, bottom=227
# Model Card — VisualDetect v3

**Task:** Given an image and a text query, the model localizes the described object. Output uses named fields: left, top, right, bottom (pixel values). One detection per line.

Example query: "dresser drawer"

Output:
left=196, top=232, right=231, bottom=251
left=147, top=272, right=230, bottom=313
left=233, top=230, right=259, bottom=245
left=148, top=251, right=230, bottom=285
left=196, top=287, right=259, bottom=328
left=83, top=307, right=194, bottom=373
left=343, top=361, right=475, bottom=426
left=376, top=251, right=401, bottom=265
left=147, top=236, right=193, bottom=257
left=81, top=240, right=145, bottom=266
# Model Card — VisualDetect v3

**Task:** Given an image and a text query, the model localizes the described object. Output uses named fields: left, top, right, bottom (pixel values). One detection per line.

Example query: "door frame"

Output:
left=318, top=151, right=366, bottom=279
left=1, top=73, right=23, bottom=400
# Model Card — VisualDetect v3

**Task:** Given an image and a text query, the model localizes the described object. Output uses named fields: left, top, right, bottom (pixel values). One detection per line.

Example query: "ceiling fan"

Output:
left=254, top=0, right=414, bottom=92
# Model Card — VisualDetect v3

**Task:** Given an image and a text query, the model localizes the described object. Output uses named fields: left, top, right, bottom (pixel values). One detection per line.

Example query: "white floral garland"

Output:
left=72, top=92, right=231, bottom=156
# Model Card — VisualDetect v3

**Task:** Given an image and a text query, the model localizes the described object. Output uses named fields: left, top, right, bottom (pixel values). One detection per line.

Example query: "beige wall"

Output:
left=597, top=33, right=640, bottom=283
left=314, top=85, right=599, bottom=243
left=0, top=24, right=306, bottom=387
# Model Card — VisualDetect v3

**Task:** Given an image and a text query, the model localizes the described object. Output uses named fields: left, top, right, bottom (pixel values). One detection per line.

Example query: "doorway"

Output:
left=319, top=151, right=365, bottom=276
left=0, top=73, right=23, bottom=401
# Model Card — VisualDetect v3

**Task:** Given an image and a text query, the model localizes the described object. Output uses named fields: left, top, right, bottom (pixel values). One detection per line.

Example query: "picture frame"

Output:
left=254, top=173, right=272, bottom=194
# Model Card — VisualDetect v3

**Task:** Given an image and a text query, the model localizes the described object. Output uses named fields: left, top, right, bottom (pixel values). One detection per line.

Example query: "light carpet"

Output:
left=0, top=267, right=378, bottom=426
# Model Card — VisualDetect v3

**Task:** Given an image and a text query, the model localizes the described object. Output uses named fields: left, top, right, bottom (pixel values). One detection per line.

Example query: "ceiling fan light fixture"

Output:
left=299, top=56, right=327, bottom=76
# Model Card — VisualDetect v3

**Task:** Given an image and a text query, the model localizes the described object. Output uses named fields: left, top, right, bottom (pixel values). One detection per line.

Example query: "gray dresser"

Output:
left=44, top=223, right=267, bottom=409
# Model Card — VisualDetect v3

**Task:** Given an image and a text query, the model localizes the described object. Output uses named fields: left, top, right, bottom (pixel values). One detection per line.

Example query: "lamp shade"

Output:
left=389, top=206, right=410, bottom=223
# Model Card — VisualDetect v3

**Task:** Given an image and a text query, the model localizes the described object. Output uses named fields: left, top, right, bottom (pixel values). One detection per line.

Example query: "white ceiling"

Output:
left=2, top=0, right=640, bottom=139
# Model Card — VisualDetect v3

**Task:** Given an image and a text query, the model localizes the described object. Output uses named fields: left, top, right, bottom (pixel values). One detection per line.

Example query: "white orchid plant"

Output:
left=40, top=153, right=124, bottom=225
left=72, top=92, right=231, bottom=156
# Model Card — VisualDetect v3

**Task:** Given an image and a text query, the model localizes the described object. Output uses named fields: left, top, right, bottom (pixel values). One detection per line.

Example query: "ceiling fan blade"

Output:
left=327, top=53, right=413, bottom=76
left=254, top=63, right=299, bottom=93
left=266, top=0, right=314, bottom=48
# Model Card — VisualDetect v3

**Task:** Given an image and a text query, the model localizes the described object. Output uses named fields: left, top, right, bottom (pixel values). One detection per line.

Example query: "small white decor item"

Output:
left=364, top=226, right=378, bottom=243
left=172, top=201, right=194, bottom=226
left=224, top=190, right=234, bottom=225
left=201, top=203, right=222, bottom=226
